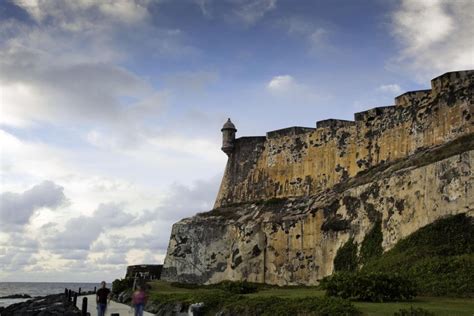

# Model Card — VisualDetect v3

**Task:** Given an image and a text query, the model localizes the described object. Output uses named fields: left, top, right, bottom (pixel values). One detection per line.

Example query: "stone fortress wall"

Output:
left=162, top=70, right=473, bottom=286
left=215, top=71, right=474, bottom=208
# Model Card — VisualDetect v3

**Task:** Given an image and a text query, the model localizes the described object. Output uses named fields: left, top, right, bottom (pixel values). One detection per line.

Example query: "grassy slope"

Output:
left=148, top=281, right=474, bottom=315
left=354, top=297, right=474, bottom=316
left=361, top=214, right=474, bottom=297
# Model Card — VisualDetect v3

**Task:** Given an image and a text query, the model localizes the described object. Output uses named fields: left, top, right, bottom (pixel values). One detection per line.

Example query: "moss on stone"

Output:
left=359, top=220, right=383, bottom=265
left=333, top=238, right=358, bottom=272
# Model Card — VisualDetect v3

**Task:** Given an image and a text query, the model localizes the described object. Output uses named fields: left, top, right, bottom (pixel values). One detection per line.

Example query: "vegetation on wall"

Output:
left=362, top=213, right=474, bottom=297
left=333, top=238, right=358, bottom=272
left=333, top=219, right=383, bottom=273
left=330, top=214, right=473, bottom=298
left=359, top=220, right=383, bottom=265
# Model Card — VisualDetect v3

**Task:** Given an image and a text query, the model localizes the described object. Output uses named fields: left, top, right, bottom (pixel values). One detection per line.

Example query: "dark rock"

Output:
left=0, top=294, right=31, bottom=299
left=0, top=293, right=81, bottom=316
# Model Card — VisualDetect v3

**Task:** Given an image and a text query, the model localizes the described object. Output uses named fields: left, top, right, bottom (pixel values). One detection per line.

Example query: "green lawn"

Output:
left=247, top=287, right=474, bottom=315
left=244, top=286, right=325, bottom=299
left=354, top=297, right=474, bottom=316
left=148, top=281, right=474, bottom=315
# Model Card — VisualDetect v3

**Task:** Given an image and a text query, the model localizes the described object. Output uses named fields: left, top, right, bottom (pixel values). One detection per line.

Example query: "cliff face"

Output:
left=162, top=70, right=474, bottom=285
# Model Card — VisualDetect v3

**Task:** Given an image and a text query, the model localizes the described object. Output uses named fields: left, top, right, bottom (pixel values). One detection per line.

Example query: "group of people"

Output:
left=95, top=281, right=148, bottom=316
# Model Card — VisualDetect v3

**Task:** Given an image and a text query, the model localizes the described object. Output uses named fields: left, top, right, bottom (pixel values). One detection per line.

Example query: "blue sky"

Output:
left=0, top=0, right=473, bottom=282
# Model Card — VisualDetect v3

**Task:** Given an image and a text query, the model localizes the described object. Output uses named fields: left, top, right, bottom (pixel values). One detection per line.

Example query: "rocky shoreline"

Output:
left=0, top=294, right=32, bottom=299
left=0, top=293, right=81, bottom=316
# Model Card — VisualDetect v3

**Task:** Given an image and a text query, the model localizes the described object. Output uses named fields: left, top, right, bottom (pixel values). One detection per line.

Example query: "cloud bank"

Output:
left=390, top=0, right=474, bottom=81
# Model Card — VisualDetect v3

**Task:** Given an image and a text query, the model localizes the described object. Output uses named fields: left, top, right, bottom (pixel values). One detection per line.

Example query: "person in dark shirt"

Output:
left=96, top=281, right=111, bottom=316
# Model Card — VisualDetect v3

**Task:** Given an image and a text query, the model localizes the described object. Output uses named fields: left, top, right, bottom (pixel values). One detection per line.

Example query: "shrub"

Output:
left=333, top=238, right=358, bottom=272
left=169, top=282, right=202, bottom=289
left=149, top=290, right=234, bottom=314
left=320, top=272, right=417, bottom=302
left=216, top=280, right=259, bottom=294
left=169, top=280, right=260, bottom=294
left=111, top=278, right=133, bottom=295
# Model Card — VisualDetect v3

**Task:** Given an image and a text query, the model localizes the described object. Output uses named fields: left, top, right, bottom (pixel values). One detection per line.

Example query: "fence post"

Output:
left=73, top=292, right=78, bottom=305
left=93, top=286, right=96, bottom=293
left=68, top=289, right=72, bottom=303
left=78, top=287, right=81, bottom=295
left=81, top=297, right=88, bottom=316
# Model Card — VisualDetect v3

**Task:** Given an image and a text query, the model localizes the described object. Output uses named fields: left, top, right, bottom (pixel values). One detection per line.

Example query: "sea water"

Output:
left=0, top=282, right=97, bottom=308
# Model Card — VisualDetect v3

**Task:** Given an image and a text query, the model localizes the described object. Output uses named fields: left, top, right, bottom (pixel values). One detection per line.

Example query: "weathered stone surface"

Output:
left=162, top=70, right=474, bottom=286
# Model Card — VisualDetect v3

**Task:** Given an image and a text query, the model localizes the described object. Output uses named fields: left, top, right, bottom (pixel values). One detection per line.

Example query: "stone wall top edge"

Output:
left=354, top=105, right=395, bottom=121
left=316, top=119, right=355, bottom=129
left=394, top=89, right=432, bottom=107
left=231, top=70, right=473, bottom=141
left=430, top=69, right=474, bottom=83
left=395, top=89, right=432, bottom=99
left=266, top=126, right=316, bottom=139
left=236, top=136, right=267, bottom=140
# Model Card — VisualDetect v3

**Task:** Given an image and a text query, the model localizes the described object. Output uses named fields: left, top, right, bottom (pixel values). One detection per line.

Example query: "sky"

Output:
left=0, top=0, right=473, bottom=282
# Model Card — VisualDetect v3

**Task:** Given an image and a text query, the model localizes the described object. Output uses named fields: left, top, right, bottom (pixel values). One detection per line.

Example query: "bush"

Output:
left=320, top=272, right=417, bottom=302
left=111, top=278, right=133, bottom=295
left=394, top=307, right=435, bottom=316
left=169, top=280, right=259, bottom=294
left=221, top=296, right=361, bottom=316
left=169, top=282, right=202, bottom=289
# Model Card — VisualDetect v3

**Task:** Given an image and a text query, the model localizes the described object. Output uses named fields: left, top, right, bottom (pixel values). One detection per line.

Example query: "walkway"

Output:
left=77, top=294, right=154, bottom=316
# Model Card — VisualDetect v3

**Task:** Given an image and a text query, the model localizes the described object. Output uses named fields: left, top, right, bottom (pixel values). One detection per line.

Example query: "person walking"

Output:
left=96, top=281, right=111, bottom=316
left=131, top=285, right=147, bottom=316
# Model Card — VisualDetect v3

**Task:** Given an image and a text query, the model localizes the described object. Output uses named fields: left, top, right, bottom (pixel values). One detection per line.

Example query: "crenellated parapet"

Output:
left=215, top=70, right=474, bottom=207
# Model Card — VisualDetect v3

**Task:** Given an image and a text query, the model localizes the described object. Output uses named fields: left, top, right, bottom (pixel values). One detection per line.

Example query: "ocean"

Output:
left=0, top=282, right=98, bottom=308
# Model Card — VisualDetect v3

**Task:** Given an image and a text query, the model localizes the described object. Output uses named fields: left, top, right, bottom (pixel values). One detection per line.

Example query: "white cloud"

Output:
left=193, top=0, right=277, bottom=26
left=0, top=0, right=188, bottom=133
left=281, top=17, right=330, bottom=54
left=233, top=0, right=277, bottom=26
left=265, top=74, right=326, bottom=106
left=0, top=181, right=67, bottom=230
left=308, top=28, right=328, bottom=52
left=390, top=0, right=474, bottom=81
left=378, top=84, right=402, bottom=95
left=0, top=163, right=221, bottom=280
left=267, top=75, right=296, bottom=92
left=165, top=71, right=219, bottom=92
left=13, top=0, right=151, bottom=29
